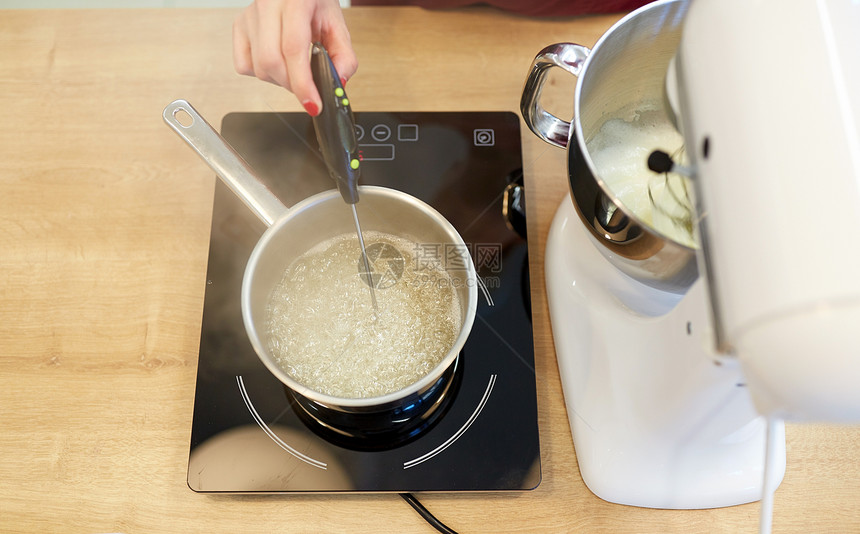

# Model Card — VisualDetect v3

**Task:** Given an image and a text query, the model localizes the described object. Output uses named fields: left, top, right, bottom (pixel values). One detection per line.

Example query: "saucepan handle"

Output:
left=520, top=43, right=590, bottom=149
left=163, top=99, right=287, bottom=227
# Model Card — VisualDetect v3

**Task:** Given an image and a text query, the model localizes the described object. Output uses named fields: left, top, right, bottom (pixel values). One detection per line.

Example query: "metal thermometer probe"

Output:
left=310, top=43, right=377, bottom=310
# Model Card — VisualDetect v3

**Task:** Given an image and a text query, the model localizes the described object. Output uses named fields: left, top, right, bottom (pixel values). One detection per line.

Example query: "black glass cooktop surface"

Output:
left=188, top=111, right=540, bottom=492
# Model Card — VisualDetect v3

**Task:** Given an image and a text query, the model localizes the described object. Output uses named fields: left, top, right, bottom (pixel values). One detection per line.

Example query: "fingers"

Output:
left=253, top=0, right=291, bottom=87
left=234, top=0, right=291, bottom=88
left=281, top=2, right=320, bottom=115
left=231, top=0, right=358, bottom=117
left=232, top=14, right=254, bottom=78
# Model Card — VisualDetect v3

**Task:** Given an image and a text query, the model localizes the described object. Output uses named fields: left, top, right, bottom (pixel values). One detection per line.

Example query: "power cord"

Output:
left=399, top=493, right=459, bottom=534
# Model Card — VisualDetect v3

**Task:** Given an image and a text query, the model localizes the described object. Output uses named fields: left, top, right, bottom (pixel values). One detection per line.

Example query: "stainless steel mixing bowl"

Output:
left=521, top=0, right=696, bottom=294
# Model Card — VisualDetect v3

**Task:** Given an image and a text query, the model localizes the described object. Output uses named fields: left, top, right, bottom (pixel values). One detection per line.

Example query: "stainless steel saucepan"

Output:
left=163, top=99, right=477, bottom=449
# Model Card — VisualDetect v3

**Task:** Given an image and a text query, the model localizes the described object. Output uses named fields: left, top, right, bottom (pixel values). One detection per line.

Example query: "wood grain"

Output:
left=1, top=7, right=857, bottom=533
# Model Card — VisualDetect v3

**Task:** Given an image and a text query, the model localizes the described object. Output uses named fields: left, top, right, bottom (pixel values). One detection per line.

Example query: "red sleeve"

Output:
left=351, top=0, right=650, bottom=16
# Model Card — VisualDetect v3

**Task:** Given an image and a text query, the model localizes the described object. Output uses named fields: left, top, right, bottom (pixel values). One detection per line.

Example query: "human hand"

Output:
left=233, top=0, right=358, bottom=116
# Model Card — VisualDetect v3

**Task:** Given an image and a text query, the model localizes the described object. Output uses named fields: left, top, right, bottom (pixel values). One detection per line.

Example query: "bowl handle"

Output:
left=520, top=43, right=590, bottom=149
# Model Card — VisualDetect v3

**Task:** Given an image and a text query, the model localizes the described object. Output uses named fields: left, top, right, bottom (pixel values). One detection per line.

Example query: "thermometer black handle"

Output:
left=310, top=43, right=361, bottom=204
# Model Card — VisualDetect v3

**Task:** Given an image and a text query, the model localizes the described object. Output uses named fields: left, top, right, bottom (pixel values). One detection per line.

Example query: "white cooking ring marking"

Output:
left=403, top=374, right=497, bottom=470
left=237, top=375, right=327, bottom=470
left=476, top=274, right=495, bottom=307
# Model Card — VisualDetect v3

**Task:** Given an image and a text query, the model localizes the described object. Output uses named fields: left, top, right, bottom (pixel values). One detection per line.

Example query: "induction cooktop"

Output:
left=187, top=111, right=540, bottom=492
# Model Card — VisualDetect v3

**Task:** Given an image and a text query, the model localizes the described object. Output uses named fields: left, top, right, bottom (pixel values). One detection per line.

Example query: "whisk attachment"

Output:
left=647, top=147, right=695, bottom=238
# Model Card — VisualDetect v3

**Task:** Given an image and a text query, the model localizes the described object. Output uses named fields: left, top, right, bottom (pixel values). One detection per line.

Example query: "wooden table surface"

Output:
left=1, top=7, right=858, bottom=533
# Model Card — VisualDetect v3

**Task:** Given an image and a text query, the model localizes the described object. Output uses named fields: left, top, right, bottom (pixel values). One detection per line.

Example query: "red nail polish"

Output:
left=340, top=76, right=347, bottom=87
left=302, top=100, right=320, bottom=117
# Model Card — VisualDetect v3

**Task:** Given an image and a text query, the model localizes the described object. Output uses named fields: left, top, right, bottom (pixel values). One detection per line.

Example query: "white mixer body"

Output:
left=676, top=0, right=860, bottom=421
left=545, top=197, right=785, bottom=508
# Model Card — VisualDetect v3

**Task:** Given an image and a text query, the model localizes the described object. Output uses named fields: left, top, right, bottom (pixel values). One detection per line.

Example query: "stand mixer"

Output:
left=522, top=0, right=860, bottom=521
